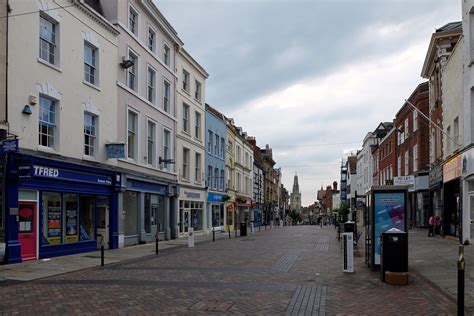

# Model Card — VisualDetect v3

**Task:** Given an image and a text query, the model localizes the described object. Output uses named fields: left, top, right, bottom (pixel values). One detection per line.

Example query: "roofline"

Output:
left=73, top=0, right=120, bottom=36
left=421, top=28, right=462, bottom=78
left=394, top=81, right=429, bottom=118
left=179, top=47, right=209, bottom=79
left=141, top=0, right=184, bottom=46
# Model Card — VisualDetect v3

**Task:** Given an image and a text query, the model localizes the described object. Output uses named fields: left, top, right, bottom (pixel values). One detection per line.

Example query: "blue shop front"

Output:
left=207, top=192, right=225, bottom=231
left=3, top=154, right=120, bottom=264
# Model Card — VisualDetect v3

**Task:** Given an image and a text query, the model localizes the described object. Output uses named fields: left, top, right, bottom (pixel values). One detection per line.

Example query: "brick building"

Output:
left=375, top=127, right=397, bottom=186
left=394, top=82, right=430, bottom=227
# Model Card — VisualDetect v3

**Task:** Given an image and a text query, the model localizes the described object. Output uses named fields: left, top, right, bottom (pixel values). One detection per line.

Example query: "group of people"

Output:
left=428, top=215, right=441, bottom=237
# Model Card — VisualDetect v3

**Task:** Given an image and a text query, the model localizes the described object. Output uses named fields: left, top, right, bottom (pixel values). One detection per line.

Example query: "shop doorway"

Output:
left=96, top=205, right=109, bottom=249
left=182, top=209, right=190, bottom=233
left=18, top=202, right=37, bottom=260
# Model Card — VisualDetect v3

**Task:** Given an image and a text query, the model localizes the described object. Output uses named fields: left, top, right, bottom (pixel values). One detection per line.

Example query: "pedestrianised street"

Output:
left=0, top=227, right=460, bottom=314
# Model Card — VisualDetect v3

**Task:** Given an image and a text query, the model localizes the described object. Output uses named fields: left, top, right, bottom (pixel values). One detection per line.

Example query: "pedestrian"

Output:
left=428, top=215, right=434, bottom=237
left=434, top=216, right=440, bottom=235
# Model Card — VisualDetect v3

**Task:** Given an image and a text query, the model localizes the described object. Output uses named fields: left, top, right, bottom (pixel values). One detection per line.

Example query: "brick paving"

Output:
left=0, top=226, right=459, bottom=315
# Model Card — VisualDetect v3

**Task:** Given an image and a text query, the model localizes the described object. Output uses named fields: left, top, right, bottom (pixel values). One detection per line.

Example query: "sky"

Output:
left=157, top=0, right=461, bottom=206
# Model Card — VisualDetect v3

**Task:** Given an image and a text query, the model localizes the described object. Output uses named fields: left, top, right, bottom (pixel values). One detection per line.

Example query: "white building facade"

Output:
left=176, top=48, right=208, bottom=236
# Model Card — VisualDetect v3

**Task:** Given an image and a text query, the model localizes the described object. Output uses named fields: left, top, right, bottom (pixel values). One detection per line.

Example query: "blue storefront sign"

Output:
left=207, top=193, right=224, bottom=203
left=18, top=164, right=112, bottom=185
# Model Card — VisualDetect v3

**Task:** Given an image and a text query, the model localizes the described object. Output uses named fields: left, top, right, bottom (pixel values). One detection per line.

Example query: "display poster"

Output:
left=47, top=200, right=61, bottom=244
left=374, top=192, right=405, bottom=265
left=65, top=201, right=78, bottom=242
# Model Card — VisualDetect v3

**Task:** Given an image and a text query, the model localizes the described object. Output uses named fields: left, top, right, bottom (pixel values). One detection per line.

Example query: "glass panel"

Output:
left=79, top=195, right=95, bottom=241
left=19, top=204, right=34, bottom=233
left=63, top=194, right=79, bottom=243
left=144, top=193, right=151, bottom=234
left=123, top=191, right=138, bottom=235
left=42, top=192, right=61, bottom=244
left=19, top=190, right=36, bottom=201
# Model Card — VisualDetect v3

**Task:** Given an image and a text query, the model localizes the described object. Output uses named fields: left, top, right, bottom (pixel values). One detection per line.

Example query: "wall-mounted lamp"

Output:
left=22, top=105, right=32, bottom=115
left=120, top=59, right=134, bottom=69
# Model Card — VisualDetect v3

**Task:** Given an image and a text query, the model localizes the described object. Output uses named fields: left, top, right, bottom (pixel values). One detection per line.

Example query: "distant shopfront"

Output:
left=207, top=192, right=225, bottom=231
left=3, top=154, right=120, bottom=264
left=443, top=155, right=462, bottom=239
left=179, top=188, right=206, bottom=235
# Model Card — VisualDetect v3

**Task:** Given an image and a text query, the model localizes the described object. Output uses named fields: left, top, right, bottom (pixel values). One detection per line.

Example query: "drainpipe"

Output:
left=4, top=0, right=9, bottom=131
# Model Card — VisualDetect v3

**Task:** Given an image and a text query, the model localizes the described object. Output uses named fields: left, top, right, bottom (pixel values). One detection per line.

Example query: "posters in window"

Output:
left=47, top=200, right=61, bottom=244
left=65, top=201, right=78, bottom=242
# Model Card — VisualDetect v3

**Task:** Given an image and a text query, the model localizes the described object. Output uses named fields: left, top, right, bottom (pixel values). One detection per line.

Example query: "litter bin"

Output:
left=343, top=221, right=355, bottom=234
left=240, top=222, right=247, bottom=236
left=381, top=228, right=408, bottom=283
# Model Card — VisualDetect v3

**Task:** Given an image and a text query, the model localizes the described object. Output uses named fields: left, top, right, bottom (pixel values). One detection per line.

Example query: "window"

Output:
left=163, top=129, right=170, bottom=164
left=195, top=153, right=201, bottom=183
left=84, top=43, right=97, bottom=85
left=182, top=69, right=189, bottom=91
left=163, top=80, right=170, bottom=113
left=397, top=156, right=401, bottom=177
left=214, top=167, right=219, bottom=190
left=207, top=166, right=212, bottom=187
left=220, top=170, right=224, bottom=190
left=127, top=110, right=138, bottom=160
left=405, top=118, right=409, bottom=138
left=195, top=112, right=201, bottom=139
left=147, top=67, right=156, bottom=104
left=220, top=138, right=225, bottom=158
left=182, top=103, right=190, bottom=133
left=195, top=80, right=201, bottom=101
left=245, top=152, right=249, bottom=169
left=148, top=27, right=156, bottom=52
left=127, top=50, right=138, bottom=91
left=39, top=15, right=57, bottom=65
left=404, top=151, right=409, bottom=176
left=129, top=6, right=138, bottom=35
left=228, top=140, right=233, bottom=154
left=413, top=145, right=418, bottom=172
left=182, top=148, right=189, bottom=180
left=84, top=113, right=96, bottom=157
left=42, top=192, right=62, bottom=244
left=123, top=191, right=138, bottom=236
left=214, top=134, right=219, bottom=156
left=237, top=146, right=241, bottom=163
left=208, top=131, right=213, bottom=154
left=164, top=44, right=170, bottom=66
left=237, top=172, right=241, bottom=192
left=413, top=110, right=418, bottom=132
left=39, top=96, right=56, bottom=148
left=454, top=117, right=460, bottom=149
left=147, top=120, right=156, bottom=166
left=398, top=125, right=404, bottom=145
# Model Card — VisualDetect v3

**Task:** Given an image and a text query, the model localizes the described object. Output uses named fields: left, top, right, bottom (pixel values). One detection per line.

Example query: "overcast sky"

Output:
left=157, top=0, right=461, bottom=206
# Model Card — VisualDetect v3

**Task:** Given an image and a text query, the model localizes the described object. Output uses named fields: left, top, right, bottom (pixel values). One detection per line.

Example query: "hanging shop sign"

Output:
left=443, top=155, right=462, bottom=183
left=1, top=139, right=18, bottom=153
left=106, top=143, right=126, bottom=159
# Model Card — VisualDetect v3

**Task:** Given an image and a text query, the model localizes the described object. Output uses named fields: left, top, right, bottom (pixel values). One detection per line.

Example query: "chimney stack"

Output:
left=333, top=181, right=338, bottom=191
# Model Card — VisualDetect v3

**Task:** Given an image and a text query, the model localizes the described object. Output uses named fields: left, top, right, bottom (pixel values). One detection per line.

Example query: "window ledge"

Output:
left=83, top=155, right=96, bottom=162
left=181, top=88, right=191, bottom=96
left=37, top=145, right=57, bottom=153
left=37, top=58, right=62, bottom=73
left=83, top=80, right=101, bottom=91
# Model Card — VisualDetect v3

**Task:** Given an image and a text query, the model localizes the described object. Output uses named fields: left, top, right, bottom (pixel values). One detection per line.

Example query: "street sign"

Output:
left=2, top=139, right=18, bottom=152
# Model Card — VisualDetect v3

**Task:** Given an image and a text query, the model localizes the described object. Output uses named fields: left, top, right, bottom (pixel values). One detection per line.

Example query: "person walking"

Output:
left=428, top=215, right=434, bottom=237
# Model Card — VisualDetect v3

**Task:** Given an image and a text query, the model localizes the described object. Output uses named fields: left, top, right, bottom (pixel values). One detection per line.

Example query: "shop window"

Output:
left=63, top=194, right=79, bottom=243
left=79, top=195, right=95, bottom=241
left=157, top=196, right=165, bottom=231
left=123, top=191, right=139, bottom=236
left=42, top=192, right=62, bottom=244
left=19, top=190, right=37, bottom=201
left=145, top=193, right=151, bottom=234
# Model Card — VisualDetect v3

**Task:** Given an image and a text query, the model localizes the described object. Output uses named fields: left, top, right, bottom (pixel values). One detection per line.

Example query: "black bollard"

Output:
left=458, top=245, right=465, bottom=316
left=259, top=224, right=261, bottom=232
left=213, top=229, right=215, bottom=242
left=228, top=229, right=231, bottom=239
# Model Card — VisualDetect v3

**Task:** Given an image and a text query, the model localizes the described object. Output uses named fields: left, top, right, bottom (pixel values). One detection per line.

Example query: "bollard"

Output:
left=213, top=229, right=215, bottom=242
left=228, top=228, right=231, bottom=239
left=458, top=245, right=465, bottom=316
left=259, top=224, right=261, bottom=232
left=235, top=227, right=237, bottom=237
left=100, top=235, right=105, bottom=267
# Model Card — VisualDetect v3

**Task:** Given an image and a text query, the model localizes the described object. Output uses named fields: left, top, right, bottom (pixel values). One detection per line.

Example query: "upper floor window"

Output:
left=214, top=134, right=219, bottom=156
left=220, top=170, right=225, bottom=191
left=84, top=113, right=96, bottom=157
left=164, top=44, right=170, bottom=66
left=220, top=138, right=225, bottom=159
left=129, top=6, right=138, bottom=36
left=163, top=129, right=171, bottom=166
left=148, top=27, right=156, bottom=52
left=195, top=153, right=201, bottom=183
left=39, top=16, right=57, bottom=65
left=182, top=103, right=190, bottom=133
left=39, top=96, right=56, bottom=148
left=413, top=110, right=418, bottom=132
left=182, top=148, right=190, bottom=180
left=214, top=167, right=219, bottom=190
left=147, top=120, right=156, bottom=166
left=195, top=80, right=201, bottom=102
left=182, top=69, right=190, bottom=92
left=228, top=140, right=233, bottom=154
left=404, top=118, right=409, bottom=138
left=413, top=145, right=418, bottom=172
left=404, top=151, right=409, bottom=176
left=147, top=66, right=156, bottom=104
left=163, top=80, right=170, bottom=113
left=207, top=166, right=212, bottom=188
left=208, top=130, right=213, bottom=154
left=127, top=50, right=138, bottom=91
left=195, top=112, right=201, bottom=139
left=84, top=43, right=97, bottom=85
left=127, top=110, right=138, bottom=160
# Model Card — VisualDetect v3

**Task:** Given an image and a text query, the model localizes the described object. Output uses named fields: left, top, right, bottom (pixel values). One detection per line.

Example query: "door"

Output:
left=96, top=205, right=109, bottom=249
left=184, top=210, right=190, bottom=233
left=18, top=202, right=37, bottom=260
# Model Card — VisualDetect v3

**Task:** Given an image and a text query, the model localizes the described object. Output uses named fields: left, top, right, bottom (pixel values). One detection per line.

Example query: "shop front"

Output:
left=121, top=175, right=178, bottom=247
left=252, top=204, right=263, bottom=227
left=207, top=192, right=225, bottom=231
left=4, top=154, right=120, bottom=264
left=429, top=164, right=443, bottom=230
left=237, top=196, right=252, bottom=226
left=226, top=202, right=236, bottom=232
left=178, top=188, right=206, bottom=235
left=443, top=155, right=462, bottom=240
left=461, top=147, right=474, bottom=244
